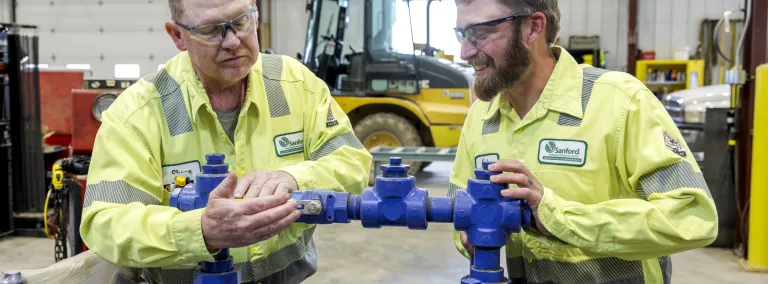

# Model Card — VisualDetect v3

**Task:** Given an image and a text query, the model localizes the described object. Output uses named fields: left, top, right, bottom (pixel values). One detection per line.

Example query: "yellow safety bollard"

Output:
left=744, top=64, right=768, bottom=272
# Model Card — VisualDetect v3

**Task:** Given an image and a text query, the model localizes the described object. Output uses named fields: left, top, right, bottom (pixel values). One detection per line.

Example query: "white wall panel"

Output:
left=635, top=0, right=743, bottom=63
left=10, top=0, right=745, bottom=78
left=17, top=0, right=178, bottom=79
left=0, top=0, right=11, bottom=23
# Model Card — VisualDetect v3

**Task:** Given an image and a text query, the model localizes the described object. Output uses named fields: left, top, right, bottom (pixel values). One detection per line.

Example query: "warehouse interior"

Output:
left=0, top=0, right=767, bottom=283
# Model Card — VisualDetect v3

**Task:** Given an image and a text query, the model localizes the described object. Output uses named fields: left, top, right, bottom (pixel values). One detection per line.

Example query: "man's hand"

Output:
left=201, top=171, right=301, bottom=250
left=233, top=171, right=299, bottom=199
left=460, top=231, right=475, bottom=255
left=488, top=160, right=552, bottom=236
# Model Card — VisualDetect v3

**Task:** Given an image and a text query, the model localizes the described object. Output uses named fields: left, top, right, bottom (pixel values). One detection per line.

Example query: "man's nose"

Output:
left=460, top=39, right=478, bottom=61
left=221, top=27, right=241, bottom=49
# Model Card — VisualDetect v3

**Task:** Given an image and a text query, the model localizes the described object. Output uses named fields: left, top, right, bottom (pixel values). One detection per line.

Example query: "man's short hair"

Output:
left=168, top=0, right=184, bottom=21
left=457, top=0, right=561, bottom=45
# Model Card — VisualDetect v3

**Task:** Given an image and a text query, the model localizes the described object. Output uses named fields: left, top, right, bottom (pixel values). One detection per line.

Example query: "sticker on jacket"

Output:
left=538, top=139, right=587, bottom=167
left=326, top=106, right=339, bottom=127
left=475, top=153, right=499, bottom=169
left=161, top=161, right=201, bottom=192
left=275, top=131, right=305, bottom=157
left=664, top=131, right=687, bottom=158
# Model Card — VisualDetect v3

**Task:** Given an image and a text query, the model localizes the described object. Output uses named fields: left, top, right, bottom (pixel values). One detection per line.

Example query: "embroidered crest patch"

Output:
left=326, top=106, right=339, bottom=127
left=664, top=131, right=687, bottom=158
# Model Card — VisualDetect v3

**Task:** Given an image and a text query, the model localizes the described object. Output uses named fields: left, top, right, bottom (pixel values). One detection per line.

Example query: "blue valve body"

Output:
left=169, top=154, right=238, bottom=284
left=455, top=161, right=532, bottom=284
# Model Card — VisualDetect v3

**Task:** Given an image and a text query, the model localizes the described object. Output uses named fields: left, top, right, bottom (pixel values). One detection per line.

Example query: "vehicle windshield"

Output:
left=369, top=0, right=415, bottom=56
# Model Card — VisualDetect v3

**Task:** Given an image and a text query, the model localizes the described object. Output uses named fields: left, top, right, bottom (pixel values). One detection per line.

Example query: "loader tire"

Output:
left=354, top=113, right=423, bottom=184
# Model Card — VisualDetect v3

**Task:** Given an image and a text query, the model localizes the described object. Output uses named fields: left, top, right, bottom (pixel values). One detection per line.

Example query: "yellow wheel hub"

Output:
left=363, top=131, right=401, bottom=149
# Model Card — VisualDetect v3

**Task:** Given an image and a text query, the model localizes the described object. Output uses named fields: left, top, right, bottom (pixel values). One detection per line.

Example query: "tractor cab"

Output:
left=302, top=0, right=474, bottom=95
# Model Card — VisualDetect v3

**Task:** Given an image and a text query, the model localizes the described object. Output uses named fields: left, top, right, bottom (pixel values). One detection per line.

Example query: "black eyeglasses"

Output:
left=174, top=5, right=259, bottom=44
left=454, top=14, right=529, bottom=45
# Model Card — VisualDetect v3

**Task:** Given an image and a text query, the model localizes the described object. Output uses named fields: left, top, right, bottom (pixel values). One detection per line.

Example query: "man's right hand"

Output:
left=201, top=171, right=301, bottom=250
left=460, top=231, right=475, bottom=255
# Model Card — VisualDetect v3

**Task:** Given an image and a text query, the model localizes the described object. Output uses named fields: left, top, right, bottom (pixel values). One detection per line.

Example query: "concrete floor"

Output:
left=2, top=162, right=767, bottom=283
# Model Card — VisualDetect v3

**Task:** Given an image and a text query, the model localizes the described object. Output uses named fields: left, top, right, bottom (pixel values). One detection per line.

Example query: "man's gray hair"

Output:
left=168, top=0, right=184, bottom=21
left=458, top=0, right=561, bottom=45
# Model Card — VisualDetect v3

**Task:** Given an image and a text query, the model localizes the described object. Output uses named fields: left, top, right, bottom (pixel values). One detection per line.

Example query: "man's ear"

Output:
left=165, top=22, right=187, bottom=51
left=526, top=12, right=547, bottom=46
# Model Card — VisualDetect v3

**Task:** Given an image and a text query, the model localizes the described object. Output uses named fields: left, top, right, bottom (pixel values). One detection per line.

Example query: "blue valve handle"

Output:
left=171, top=155, right=531, bottom=284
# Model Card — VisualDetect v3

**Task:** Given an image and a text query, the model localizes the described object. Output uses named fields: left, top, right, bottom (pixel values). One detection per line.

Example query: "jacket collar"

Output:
left=183, top=52, right=263, bottom=123
left=482, top=46, right=584, bottom=121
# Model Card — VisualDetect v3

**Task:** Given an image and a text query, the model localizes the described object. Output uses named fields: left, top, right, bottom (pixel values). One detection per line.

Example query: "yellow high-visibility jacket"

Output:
left=449, top=47, right=717, bottom=284
left=80, top=52, right=372, bottom=283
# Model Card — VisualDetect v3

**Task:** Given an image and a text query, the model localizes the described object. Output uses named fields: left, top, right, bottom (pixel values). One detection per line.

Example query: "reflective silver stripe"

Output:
left=506, top=256, right=526, bottom=280
left=557, top=67, right=609, bottom=127
left=145, top=69, right=193, bottom=136
left=581, top=67, right=608, bottom=112
left=507, top=256, right=646, bottom=284
left=83, top=180, right=159, bottom=207
left=659, top=255, right=672, bottom=284
left=635, top=160, right=712, bottom=200
left=448, top=183, right=465, bottom=198
left=253, top=241, right=318, bottom=284
left=252, top=226, right=316, bottom=279
left=308, top=132, right=364, bottom=161
left=142, top=228, right=317, bottom=284
left=557, top=113, right=581, bottom=126
left=261, top=54, right=291, bottom=118
left=482, top=111, right=501, bottom=135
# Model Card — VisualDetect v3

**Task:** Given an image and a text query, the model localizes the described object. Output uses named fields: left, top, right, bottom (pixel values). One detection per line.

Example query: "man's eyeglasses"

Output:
left=454, top=14, right=529, bottom=45
left=175, top=5, right=259, bottom=44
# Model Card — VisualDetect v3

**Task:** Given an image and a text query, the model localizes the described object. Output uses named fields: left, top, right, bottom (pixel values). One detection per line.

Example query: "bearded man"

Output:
left=449, top=0, right=718, bottom=283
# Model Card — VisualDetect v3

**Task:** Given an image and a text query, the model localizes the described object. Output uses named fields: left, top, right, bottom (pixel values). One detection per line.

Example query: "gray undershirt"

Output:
left=215, top=107, right=240, bottom=144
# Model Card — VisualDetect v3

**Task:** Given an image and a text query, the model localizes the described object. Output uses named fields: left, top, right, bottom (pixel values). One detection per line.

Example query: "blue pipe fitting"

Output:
left=170, top=154, right=229, bottom=211
left=357, top=157, right=432, bottom=229
left=455, top=161, right=532, bottom=284
left=291, top=190, right=354, bottom=224
left=170, top=154, right=239, bottom=284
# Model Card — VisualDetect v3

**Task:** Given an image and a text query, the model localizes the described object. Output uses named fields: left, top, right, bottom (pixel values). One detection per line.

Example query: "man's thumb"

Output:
left=210, top=171, right=238, bottom=199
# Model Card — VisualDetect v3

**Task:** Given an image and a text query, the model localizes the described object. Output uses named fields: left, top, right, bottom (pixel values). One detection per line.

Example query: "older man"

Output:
left=79, top=0, right=371, bottom=283
left=450, top=0, right=718, bottom=283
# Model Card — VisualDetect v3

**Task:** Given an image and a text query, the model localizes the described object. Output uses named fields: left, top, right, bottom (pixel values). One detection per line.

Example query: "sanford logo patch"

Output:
left=664, top=131, right=687, bottom=158
left=326, top=106, right=339, bottom=127
left=274, top=131, right=304, bottom=157
left=538, top=139, right=588, bottom=167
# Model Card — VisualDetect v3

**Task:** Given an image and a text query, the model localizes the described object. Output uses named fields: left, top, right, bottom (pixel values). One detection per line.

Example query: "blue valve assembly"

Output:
left=171, top=154, right=532, bottom=284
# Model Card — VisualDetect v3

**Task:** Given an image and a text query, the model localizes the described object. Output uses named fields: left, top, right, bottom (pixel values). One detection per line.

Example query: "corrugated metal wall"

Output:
left=558, top=0, right=629, bottom=71
left=637, top=0, right=743, bottom=62
left=559, top=0, right=742, bottom=71
left=0, top=0, right=747, bottom=78
left=15, top=0, right=178, bottom=79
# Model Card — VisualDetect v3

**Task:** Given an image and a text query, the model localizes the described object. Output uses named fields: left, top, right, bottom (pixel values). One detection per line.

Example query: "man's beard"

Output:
left=469, top=25, right=532, bottom=102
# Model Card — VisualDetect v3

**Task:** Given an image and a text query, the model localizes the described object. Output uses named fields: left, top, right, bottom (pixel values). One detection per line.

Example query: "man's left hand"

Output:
left=233, top=171, right=299, bottom=199
left=488, top=160, right=552, bottom=236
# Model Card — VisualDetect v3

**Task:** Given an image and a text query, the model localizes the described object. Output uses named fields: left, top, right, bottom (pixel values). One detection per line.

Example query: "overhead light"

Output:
left=38, top=64, right=49, bottom=68
left=67, top=64, right=91, bottom=70
left=114, top=64, right=141, bottom=79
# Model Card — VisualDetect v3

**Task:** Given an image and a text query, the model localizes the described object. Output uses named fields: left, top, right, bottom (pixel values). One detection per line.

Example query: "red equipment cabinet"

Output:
left=71, top=89, right=122, bottom=154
